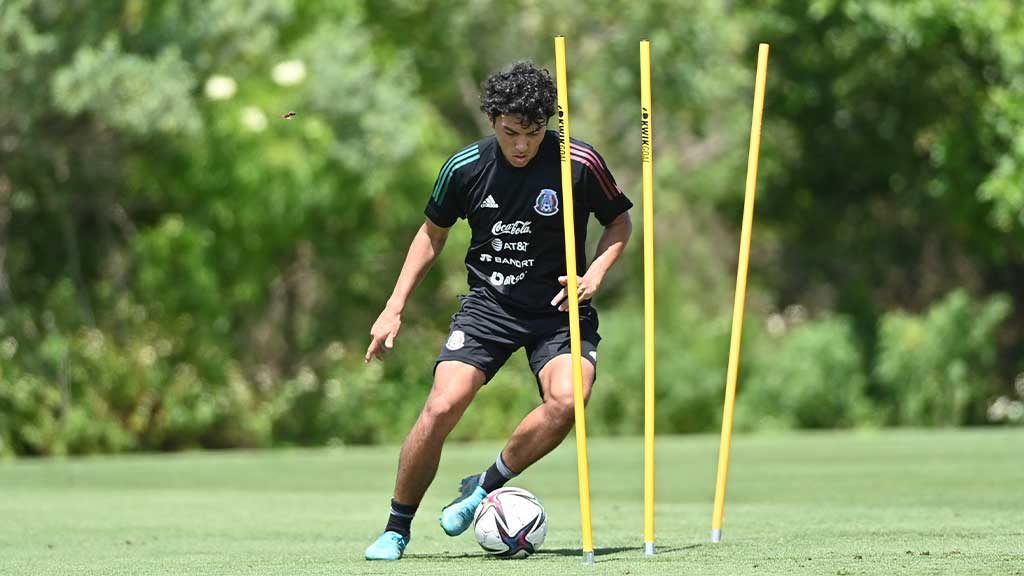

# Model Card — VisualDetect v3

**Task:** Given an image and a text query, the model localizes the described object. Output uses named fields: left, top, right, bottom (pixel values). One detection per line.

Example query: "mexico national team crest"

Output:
left=445, top=330, right=465, bottom=351
left=534, top=188, right=559, bottom=216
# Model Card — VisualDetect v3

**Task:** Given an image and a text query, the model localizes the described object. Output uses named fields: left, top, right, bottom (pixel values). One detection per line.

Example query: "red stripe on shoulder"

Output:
left=570, top=145, right=620, bottom=200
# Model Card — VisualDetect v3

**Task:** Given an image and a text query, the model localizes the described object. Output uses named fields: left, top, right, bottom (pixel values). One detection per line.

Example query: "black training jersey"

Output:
left=424, top=131, right=633, bottom=314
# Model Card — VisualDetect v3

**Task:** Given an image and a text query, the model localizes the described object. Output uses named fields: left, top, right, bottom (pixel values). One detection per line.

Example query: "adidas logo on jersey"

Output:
left=480, top=195, right=499, bottom=209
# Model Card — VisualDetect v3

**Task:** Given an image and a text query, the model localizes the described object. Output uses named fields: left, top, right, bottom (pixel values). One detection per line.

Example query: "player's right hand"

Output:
left=365, top=309, right=401, bottom=363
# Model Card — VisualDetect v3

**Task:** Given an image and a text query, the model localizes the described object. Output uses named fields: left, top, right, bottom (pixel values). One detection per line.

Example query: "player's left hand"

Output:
left=551, top=274, right=600, bottom=312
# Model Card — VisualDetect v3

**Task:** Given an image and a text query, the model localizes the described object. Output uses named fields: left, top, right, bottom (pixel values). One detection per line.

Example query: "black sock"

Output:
left=384, top=499, right=417, bottom=539
left=479, top=453, right=518, bottom=493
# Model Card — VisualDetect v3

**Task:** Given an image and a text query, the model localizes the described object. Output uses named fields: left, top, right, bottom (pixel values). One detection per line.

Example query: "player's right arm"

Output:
left=366, top=143, right=476, bottom=362
left=364, top=219, right=450, bottom=363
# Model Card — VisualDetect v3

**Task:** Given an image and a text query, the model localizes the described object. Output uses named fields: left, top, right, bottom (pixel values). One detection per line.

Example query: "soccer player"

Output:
left=363, top=61, right=633, bottom=560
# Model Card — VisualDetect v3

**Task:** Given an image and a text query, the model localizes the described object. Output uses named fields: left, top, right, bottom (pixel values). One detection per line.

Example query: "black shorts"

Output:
left=435, top=288, right=600, bottom=392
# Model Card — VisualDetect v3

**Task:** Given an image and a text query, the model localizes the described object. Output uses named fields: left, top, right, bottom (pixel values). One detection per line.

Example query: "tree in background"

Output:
left=0, top=0, right=1020, bottom=456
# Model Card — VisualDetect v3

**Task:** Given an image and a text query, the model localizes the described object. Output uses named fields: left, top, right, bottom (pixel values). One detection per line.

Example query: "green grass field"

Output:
left=1, top=429, right=1022, bottom=575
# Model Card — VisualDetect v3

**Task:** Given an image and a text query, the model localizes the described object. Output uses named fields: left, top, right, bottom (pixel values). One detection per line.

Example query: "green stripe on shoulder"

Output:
left=432, top=144, right=480, bottom=202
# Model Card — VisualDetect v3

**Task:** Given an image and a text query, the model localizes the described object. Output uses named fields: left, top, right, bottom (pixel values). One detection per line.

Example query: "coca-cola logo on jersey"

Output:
left=491, top=220, right=532, bottom=236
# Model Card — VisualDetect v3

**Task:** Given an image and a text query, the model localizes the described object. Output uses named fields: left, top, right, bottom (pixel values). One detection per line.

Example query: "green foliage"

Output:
left=0, top=295, right=274, bottom=456
left=53, top=39, right=200, bottom=136
left=0, top=371, right=63, bottom=458
left=875, top=290, right=1012, bottom=426
left=587, top=296, right=733, bottom=436
left=270, top=342, right=433, bottom=446
left=134, top=216, right=221, bottom=323
left=738, top=315, right=873, bottom=430
left=1, top=0, right=1022, bottom=454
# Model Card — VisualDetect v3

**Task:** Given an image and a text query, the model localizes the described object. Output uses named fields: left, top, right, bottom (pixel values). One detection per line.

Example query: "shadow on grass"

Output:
left=405, top=544, right=701, bottom=562
left=534, top=544, right=701, bottom=559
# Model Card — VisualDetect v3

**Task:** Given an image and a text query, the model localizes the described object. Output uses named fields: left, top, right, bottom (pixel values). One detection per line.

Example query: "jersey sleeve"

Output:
left=571, top=144, right=633, bottom=225
left=424, top=144, right=480, bottom=228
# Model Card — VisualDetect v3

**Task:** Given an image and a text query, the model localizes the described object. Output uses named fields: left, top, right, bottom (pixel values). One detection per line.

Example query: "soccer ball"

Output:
left=473, top=487, right=547, bottom=558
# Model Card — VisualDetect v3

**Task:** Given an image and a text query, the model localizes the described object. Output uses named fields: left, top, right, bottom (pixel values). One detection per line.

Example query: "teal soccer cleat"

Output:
left=439, top=475, right=488, bottom=536
left=364, top=531, right=409, bottom=561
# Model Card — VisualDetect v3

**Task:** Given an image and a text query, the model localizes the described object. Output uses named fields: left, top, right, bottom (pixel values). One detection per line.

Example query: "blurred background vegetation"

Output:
left=1, top=0, right=1022, bottom=457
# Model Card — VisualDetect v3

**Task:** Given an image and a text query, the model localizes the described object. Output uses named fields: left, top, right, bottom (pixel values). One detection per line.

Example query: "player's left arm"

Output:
left=551, top=211, right=632, bottom=311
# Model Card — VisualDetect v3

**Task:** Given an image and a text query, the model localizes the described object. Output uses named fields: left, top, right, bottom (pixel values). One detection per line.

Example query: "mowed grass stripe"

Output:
left=1, top=429, right=1021, bottom=575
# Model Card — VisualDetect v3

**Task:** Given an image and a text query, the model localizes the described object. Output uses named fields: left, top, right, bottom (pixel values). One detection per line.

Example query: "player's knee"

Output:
left=546, top=390, right=576, bottom=426
left=423, top=395, right=459, bottom=423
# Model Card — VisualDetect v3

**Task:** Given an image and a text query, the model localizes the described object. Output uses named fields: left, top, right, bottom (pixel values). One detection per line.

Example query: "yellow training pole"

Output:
left=554, top=35, right=595, bottom=564
left=640, top=39, right=656, bottom=557
left=711, top=43, right=770, bottom=544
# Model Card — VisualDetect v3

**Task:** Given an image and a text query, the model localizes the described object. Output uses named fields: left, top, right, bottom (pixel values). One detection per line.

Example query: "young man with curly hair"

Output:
left=363, top=61, right=633, bottom=560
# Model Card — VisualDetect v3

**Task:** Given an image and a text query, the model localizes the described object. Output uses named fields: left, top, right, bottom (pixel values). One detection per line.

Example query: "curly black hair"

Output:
left=479, top=61, right=557, bottom=128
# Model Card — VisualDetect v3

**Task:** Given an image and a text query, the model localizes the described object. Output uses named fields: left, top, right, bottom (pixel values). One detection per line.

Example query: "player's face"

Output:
left=492, top=114, right=546, bottom=168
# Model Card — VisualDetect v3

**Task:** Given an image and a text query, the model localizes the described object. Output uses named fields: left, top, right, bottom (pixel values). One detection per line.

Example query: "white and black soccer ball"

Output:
left=473, top=487, right=547, bottom=558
